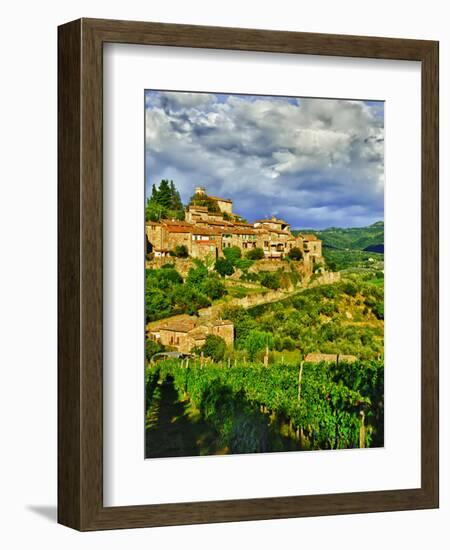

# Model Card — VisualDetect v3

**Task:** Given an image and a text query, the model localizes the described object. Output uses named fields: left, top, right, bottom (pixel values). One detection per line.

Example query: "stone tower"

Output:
left=194, top=186, right=206, bottom=196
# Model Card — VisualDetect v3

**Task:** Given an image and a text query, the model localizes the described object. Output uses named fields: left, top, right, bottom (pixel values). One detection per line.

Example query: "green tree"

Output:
left=259, top=272, right=281, bottom=290
left=186, top=260, right=208, bottom=286
left=145, top=339, right=165, bottom=362
left=200, top=275, right=226, bottom=300
left=145, top=288, right=172, bottom=322
left=287, top=247, right=303, bottom=261
left=201, top=334, right=227, bottom=362
left=246, top=247, right=264, bottom=260
left=223, top=246, right=242, bottom=265
left=244, top=330, right=274, bottom=361
left=214, top=258, right=235, bottom=277
left=172, top=285, right=210, bottom=315
left=189, top=192, right=220, bottom=213
left=146, top=179, right=185, bottom=221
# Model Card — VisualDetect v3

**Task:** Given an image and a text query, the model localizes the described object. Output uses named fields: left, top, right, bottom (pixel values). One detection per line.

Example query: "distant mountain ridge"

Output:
left=294, top=221, right=384, bottom=253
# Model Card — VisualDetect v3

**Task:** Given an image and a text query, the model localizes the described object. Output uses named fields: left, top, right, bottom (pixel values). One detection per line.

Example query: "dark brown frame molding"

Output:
left=58, top=18, right=439, bottom=531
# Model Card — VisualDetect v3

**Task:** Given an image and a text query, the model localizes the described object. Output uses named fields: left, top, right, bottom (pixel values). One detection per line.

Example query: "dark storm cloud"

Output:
left=145, top=90, right=384, bottom=228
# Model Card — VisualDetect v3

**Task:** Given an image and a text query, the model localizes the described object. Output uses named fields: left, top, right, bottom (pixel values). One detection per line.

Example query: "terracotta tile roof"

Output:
left=209, top=195, right=232, bottom=203
left=192, top=227, right=221, bottom=236
left=187, top=326, right=208, bottom=340
left=166, top=226, right=193, bottom=234
left=160, top=320, right=198, bottom=333
left=211, top=319, right=233, bottom=326
left=254, top=218, right=289, bottom=225
left=301, top=234, right=320, bottom=241
left=188, top=205, right=209, bottom=212
left=226, top=228, right=258, bottom=235
left=162, top=219, right=193, bottom=226
left=267, top=229, right=291, bottom=236
left=198, top=219, right=233, bottom=227
left=233, top=221, right=254, bottom=228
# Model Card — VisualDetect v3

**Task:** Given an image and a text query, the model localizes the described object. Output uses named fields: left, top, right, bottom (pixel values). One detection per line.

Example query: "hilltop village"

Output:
left=145, top=186, right=328, bottom=356
left=145, top=186, right=323, bottom=269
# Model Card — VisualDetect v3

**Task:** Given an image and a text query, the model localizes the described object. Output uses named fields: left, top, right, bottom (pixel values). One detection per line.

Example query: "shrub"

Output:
left=214, top=258, right=235, bottom=277
left=202, top=334, right=227, bottom=362
left=223, top=246, right=241, bottom=264
left=172, top=285, right=210, bottom=315
left=287, top=247, right=303, bottom=261
left=145, top=339, right=165, bottom=362
left=259, top=272, right=281, bottom=290
left=235, top=258, right=254, bottom=271
left=186, top=261, right=208, bottom=286
left=171, top=244, right=189, bottom=258
left=244, top=329, right=274, bottom=361
left=246, top=247, right=264, bottom=260
left=200, top=275, right=226, bottom=300
left=342, top=281, right=357, bottom=297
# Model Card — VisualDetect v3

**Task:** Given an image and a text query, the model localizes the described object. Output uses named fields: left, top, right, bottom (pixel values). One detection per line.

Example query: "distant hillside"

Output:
left=294, top=221, right=384, bottom=252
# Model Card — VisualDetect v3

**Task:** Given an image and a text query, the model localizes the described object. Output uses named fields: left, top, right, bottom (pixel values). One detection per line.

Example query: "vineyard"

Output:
left=145, top=358, right=384, bottom=457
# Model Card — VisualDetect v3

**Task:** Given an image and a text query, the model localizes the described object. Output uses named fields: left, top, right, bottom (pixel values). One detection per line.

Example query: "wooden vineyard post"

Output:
left=297, top=361, right=305, bottom=446
left=297, top=361, right=304, bottom=402
left=359, top=410, right=366, bottom=448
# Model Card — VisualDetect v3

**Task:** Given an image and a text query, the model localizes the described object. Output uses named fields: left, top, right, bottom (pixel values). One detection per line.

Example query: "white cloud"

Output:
left=144, top=91, right=384, bottom=228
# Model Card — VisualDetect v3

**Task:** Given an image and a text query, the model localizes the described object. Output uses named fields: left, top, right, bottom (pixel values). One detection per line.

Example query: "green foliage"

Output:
left=146, top=260, right=229, bottom=321
left=234, top=258, right=254, bottom=271
left=145, top=339, right=165, bottom=362
left=323, top=248, right=384, bottom=272
left=170, top=244, right=189, bottom=258
left=295, top=221, right=384, bottom=251
left=200, top=275, right=226, bottom=300
left=214, top=257, right=235, bottom=277
left=244, top=330, right=274, bottom=361
left=151, top=357, right=384, bottom=451
left=242, top=278, right=384, bottom=360
left=202, top=334, right=227, bottom=362
left=171, top=285, right=211, bottom=315
left=313, top=262, right=324, bottom=273
left=223, top=246, right=242, bottom=264
left=259, top=271, right=281, bottom=290
left=287, top=247, right=303, bottom=261
left=186, top=260, right=208, bottom=285
left=246, top=247, right=265, bottom=260
left=189, top=192, right=220, bottom=213
left=342, top=281, right=357, bottom=296
left=221, top=305, right=257, bottom=346
left=146, top=179, right=185, bottom=221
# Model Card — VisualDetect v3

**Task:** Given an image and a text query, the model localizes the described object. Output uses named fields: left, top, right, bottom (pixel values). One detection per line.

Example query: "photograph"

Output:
left=144, top=89, right=385, bottom=458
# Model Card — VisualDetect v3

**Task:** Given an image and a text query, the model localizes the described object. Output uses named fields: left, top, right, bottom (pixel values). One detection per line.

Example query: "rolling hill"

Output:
left=294, top=221, right=384, bottom=252
left=293, top=222, right=384, bottom=271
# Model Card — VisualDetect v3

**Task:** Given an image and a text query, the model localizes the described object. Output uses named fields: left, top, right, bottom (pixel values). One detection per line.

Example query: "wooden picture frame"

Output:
left=58, top=18, right=439, bottom=531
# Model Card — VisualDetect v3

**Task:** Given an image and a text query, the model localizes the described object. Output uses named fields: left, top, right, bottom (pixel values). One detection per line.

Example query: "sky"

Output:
left=145, top=90, right=384, bottom=229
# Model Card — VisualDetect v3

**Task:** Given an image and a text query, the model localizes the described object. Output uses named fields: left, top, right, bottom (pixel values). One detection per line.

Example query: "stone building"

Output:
left=148, top=317, right=234, bottom=354
left=145, top=186, right=323, bottom=265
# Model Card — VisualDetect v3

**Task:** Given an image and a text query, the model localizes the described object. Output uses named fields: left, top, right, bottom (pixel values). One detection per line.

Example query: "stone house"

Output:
left=145, top=187, right=323, bottom=264
left=148, top=317, right=234, bottom=353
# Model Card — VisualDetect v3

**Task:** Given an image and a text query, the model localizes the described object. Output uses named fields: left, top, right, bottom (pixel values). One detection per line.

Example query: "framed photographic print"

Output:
left=58, top=18, right=439, bottom=530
